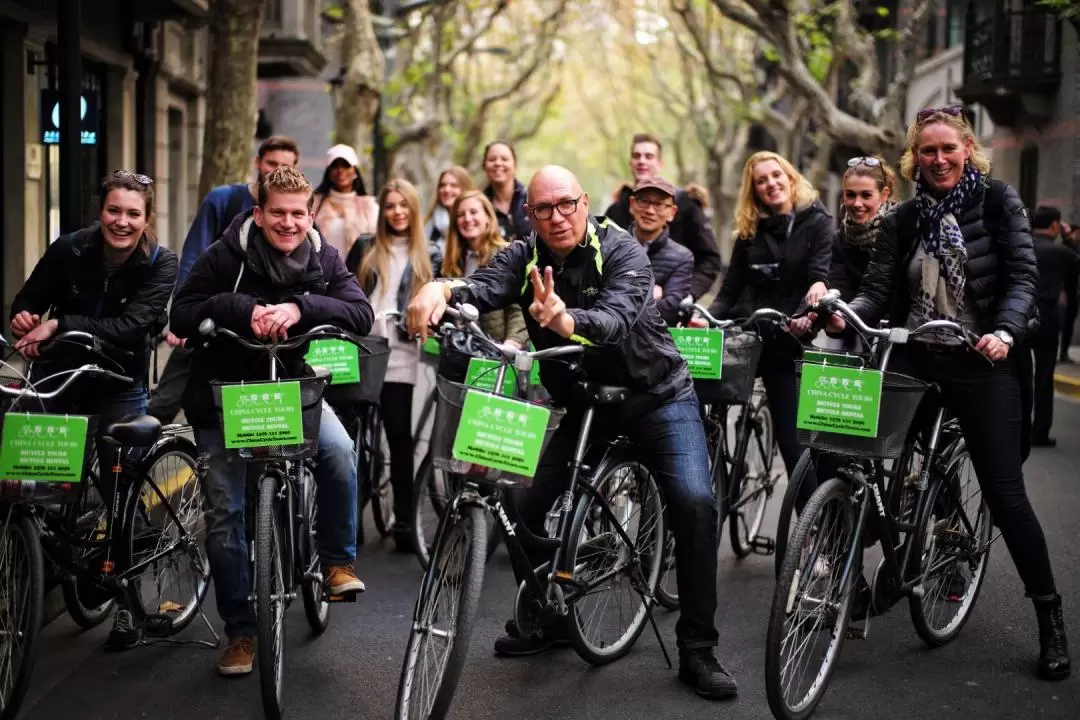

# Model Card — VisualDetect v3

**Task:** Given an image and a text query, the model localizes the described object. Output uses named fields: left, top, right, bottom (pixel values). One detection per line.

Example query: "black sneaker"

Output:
left=679, top=649, right=738, bottom=699
left=103, top=609, right=140, bottom=651
left=390, top=522, right=414, bottom=554
left=493, top=619, right=568, bottom=657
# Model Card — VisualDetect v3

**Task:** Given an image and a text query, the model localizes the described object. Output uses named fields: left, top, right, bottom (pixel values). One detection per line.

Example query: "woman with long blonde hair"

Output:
left=356, top=178, right=434, bottom=552
left=440, top=190, right=527, bottom=348
left=424, top=166, right=474, bottom=258
left=704, top=150, right=833, bottom=478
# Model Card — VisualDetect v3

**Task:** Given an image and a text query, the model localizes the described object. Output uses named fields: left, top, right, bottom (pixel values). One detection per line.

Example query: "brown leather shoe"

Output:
left=218, top=636, right=255, bottom=677
left=325, top=565, right=366, bottom=595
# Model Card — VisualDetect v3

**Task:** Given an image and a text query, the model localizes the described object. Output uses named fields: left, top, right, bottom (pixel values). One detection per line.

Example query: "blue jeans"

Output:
left=512, top=396, right=719, bottom=651
left=195, top=403, right=358, bottom=638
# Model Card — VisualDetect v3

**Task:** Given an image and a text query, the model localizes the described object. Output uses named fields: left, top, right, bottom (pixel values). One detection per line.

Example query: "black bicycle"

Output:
left=395, top=304, right=667, bottom=720
left=201, top=320, right=372, bottom=720
left=0, top=330, right=209, bottom=720
left=764, top=291, right=993, bottom=720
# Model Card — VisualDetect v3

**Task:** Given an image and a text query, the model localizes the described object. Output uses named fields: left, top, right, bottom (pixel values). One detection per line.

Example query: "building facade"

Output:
left=0, top=0, right=210, bottom=319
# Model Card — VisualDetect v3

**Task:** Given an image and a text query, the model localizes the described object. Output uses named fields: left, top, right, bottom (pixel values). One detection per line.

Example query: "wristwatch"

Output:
left=993, top=329, right=1014, bottom=346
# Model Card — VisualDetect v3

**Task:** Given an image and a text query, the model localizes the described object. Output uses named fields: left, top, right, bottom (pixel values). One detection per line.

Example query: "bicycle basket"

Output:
left=320, top=334, right=391, bottom=409
left=795, top=365, right=928, bottom=459
left=693, top=329, right=763, bottom=405
left=0, top=413, right=98, bottom=505
left=211, top=374, right=329, bottom=462
left=429, top=376, right=565, bottom=489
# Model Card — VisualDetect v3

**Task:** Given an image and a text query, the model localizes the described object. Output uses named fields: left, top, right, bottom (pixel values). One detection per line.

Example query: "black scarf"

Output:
left=247, top=229, right=313, bottom=288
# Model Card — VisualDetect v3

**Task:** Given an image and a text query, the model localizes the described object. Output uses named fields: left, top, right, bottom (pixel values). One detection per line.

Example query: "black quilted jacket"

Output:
left=848, top=179, right=1037, bottom=343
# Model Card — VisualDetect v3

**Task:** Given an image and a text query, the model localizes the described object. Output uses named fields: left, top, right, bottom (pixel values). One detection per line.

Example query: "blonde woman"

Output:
left=440, top=190, right=528, bottom=348
left=705, top=151, right=833, bottom=477
left=424, top=166, right=474, bottom=259
left=829, top=106, right=1068, bottom=681
left=356, top=178, right=434, bottom=552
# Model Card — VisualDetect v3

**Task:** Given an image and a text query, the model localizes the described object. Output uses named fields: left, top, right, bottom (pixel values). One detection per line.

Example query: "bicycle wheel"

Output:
left=765, top=479, right=858, bottom=720
left=653, top=527, right=678, bottom=610
left=61, top=445, right=116, bottom=629
left=729, top=396, right=775, bottom=557
left=565, top=456, right=665, bottom=665
left=774, top=450, right=816, bottom=578
left=299, top=466, right=329, bottom=635
left=909, top=442, right=992, bottom=646
left=413, top=456, right=499, bottom=572
left=123, top=437, right=208, bottom=636
left=0, top=513, right=44, bottom=720
left=255, top=477, right=287, bottom=720
left=395, top=503, right=487, bottom=720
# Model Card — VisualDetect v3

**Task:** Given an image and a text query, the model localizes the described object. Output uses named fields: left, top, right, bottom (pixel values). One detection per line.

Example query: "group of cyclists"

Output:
left=3, top=102, right=1069, bottom=717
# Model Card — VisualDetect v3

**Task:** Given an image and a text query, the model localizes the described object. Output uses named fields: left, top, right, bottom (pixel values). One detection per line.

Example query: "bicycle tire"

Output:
left=122, top=436, right=208, bottom=636
left=299, top=466, right=329, bottom=635
left=908, top=442, right=991, bottom=647
left=366, top=407, right=393, bottom=538
left=412, top=455, right=499, bottom=571
left=61, top=446, right=116, bottom=629
left=774, top=449, right=816, bottom=578
left=395, top=503, right=487, bottom=720
left=654, top=528, right=679, bottom=611
left=729, top=396, right=775, bottom=557
left=0, top=513, right=44, bottom=720
left=256, top=478, right=287, bottom=720
left=765, top=478, right=858, bottom=720
left=565, top=456, right=665, bottom=666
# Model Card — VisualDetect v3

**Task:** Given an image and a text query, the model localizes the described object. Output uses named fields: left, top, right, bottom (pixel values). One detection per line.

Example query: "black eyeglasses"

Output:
left=916, top=105, right=965, bottom=122
left=112, top=170, right=154, bottom=186
left=529, top=194, right=583, bottom=221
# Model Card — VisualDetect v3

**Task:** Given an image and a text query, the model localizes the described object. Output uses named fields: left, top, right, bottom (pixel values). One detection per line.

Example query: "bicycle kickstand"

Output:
left=635, top=576, right=672, bottom=669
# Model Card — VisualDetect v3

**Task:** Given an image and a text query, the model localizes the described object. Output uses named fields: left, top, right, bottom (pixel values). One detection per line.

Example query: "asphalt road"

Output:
left=15, top=384, right=1080, bottom=720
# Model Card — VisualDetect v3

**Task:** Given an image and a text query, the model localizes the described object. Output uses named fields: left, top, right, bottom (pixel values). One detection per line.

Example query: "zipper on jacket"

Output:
left=94, top=276, right=109, bottom=317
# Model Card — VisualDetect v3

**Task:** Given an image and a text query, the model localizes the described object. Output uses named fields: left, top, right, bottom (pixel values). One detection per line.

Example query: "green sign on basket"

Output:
left=422, top=337, right=441, bottom=355
left=305, top=339, right=360, bottom=385
left=452, top=390, right=550, bottom=477
left=0, top=414, right=88, bottom=483
left=669, top=327, right=724, bottom=379
left=220, top=381, right=304, bottom=449
left=796, top=363, right=883, bottom=438
left=803, top=350, right=866, bottom=369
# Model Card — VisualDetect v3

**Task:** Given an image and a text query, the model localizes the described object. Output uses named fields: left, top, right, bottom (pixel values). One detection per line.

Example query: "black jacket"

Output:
left=11, top=226, right=178, bottom=382
left=444, top=216, right=693, bottom=409
left=484, top=180, right=532, bottom=243
left=1033, top=234, right=1079, bottom=313
left=635, top=225, right=693, bottom=325
left=827, top=230, right=875, bottom=301
left=708, top=200, right=833, bottom=320
left=606, top=186, right=723, bottom=299
left=171, top=210, right=374, bottom=427
left=849, top=180, right=1037, bottom=343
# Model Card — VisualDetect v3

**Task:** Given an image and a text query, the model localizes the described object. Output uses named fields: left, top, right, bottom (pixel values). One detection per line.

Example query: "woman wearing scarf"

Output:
left=313, top=144, right=379, bottom=262
left=424, top=166, right=474, bottom=265
left=829, top=106, right=1069, bottom=681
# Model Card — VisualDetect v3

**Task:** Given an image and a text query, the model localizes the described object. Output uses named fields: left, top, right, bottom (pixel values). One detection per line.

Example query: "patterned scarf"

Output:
left=840, top=200, right=894, bottom=249
left=911, top=166, right=981, bottom=323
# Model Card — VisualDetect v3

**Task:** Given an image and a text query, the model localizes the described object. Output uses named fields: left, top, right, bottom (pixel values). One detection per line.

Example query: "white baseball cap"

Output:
left=326, top=144, right=360, bottom=168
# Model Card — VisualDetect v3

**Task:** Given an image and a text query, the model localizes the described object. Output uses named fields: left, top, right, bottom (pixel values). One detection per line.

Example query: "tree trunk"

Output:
left=198, top=0, right=266, bottom=200
left=334, top=0, right=384, bottom=161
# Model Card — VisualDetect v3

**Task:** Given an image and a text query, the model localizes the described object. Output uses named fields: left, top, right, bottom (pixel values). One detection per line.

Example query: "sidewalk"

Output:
left=1054, top=347, right=1080, bottom=399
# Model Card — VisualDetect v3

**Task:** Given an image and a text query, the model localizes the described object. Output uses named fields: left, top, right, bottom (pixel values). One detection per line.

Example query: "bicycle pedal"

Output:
left=143, top=613, right=176, bottom=638
left=327, top=590, right=359, bottom=603
left=845, top=622, right=869, bottom=640
left=751, top=536, right=776, bottom=556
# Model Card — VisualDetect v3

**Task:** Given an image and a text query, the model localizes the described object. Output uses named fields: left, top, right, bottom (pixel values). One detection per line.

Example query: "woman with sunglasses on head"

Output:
left=9, top=170, right=177, bottom=650
left=704, top=151, right=834, bottom=478
left=828, top=105, right=1069, bottom=681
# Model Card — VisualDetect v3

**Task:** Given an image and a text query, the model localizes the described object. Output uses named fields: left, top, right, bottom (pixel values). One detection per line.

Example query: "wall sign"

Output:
left=40, top=90, right=98, bottom=146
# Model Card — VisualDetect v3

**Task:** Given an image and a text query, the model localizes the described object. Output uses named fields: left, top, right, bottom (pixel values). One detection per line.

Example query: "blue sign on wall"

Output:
left=40, top=90, right=98, bottom=146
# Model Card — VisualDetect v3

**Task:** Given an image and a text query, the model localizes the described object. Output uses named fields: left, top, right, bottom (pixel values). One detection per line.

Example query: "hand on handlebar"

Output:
left=407, top=282, right=451, bottom=342
left=788, top=316, right=814, bottom=337
left=251, top=303, right=301, bottom=342
left=804, top=281, right=829, bottom=308
left=15, top=318, right=59, bottom=358
left=975, top=333, right=1010, bottom=361
left=10, top=311, right=41, bottom=339
left=165, top=331, right=186, bottom=348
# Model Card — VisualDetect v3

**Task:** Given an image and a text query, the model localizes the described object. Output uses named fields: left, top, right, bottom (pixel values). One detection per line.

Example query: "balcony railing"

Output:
left=963, top=9, right=1061, bottom=90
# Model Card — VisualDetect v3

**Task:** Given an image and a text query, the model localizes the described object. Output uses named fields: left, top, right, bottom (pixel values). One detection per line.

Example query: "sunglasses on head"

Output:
left=916, top=105, right=966, bottom=122
left=111, top=170, right=154, bottom=186
left=847, top=157, right=881, bottom=168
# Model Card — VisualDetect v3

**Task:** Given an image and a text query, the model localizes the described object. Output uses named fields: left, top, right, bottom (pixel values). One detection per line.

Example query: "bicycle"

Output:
left=653, top=301, right=785, bottom=610
left=395, top=303, right=668, bottom=720
left=0, top=330, right=209, bottom=720
left=764, top=290, right=993, bottom=720
left=201, top=319, right=373, bottom=720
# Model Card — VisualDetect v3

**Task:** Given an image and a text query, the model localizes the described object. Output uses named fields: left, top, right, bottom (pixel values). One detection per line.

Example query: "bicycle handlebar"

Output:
left=0, top=364, right=132, bottom=401
left=814, top=289, right=981, bottom=348
left=197, top=319, right=356, bottom=352
left=439, top=303, right=584, bottom=365
left=677, top=297, right=796, bottom=331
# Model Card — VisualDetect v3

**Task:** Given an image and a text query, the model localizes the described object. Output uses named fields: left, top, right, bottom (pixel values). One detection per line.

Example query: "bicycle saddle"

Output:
left=576, top=381, right=630, bottom=405
left=104, top=414, right=163, bottom=447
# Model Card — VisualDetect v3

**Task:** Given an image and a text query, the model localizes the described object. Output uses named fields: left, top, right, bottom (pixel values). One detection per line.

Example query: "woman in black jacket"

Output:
left=830, top=106, right=1069, bottom=681
left=705, top=151, right=833, bottom=476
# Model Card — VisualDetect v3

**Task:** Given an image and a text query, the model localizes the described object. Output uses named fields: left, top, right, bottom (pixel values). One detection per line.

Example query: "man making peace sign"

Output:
left=407, top=165, right=736, bottom=701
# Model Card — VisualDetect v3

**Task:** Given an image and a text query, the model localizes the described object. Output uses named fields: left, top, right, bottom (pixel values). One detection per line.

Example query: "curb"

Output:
left=1054, top=372, right=1080, bottom=399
